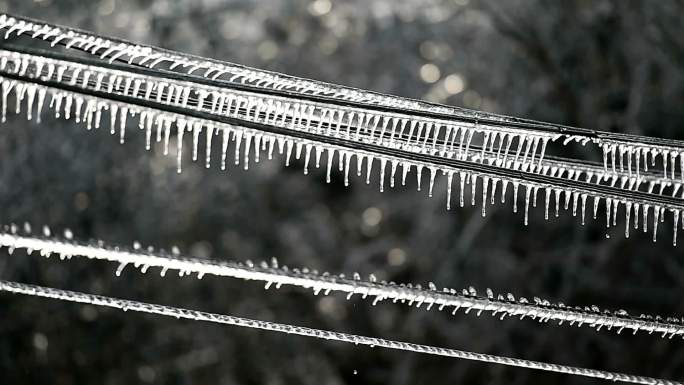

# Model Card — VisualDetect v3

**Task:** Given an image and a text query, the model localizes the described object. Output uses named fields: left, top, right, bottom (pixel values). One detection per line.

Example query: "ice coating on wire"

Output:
left=2, top=13, right=684, bottom=183
left=2, top=23, right=684, bottom=242
left=0, top=280, right=680, bottom=385
left=3, top=48, right=681, bottom=200
left=1, top=66, right=683, bottom=244
left=2, top=229, right=683, bottom=338
left=0, top=14, right=547, bottom=118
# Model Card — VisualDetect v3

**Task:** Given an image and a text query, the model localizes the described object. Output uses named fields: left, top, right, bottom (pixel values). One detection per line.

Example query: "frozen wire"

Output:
left=2, top=231, right=683, bottom=338
left=0, top=279, right=680, bottom=385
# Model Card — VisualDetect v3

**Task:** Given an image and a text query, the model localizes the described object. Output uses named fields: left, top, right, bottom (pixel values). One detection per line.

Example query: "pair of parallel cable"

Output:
left=0, top=13, right=682, bottom=384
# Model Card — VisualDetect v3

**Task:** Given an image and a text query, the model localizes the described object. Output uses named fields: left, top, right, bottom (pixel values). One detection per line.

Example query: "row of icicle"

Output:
left=3, top=48, right=682, bottom=202
left=2, top=14, right=684, bottom=183
left=0, top=72, right=683, bottom=244
left=0, top=48, right=561, bottom=172
left=2, top=47, right=682, bottom=196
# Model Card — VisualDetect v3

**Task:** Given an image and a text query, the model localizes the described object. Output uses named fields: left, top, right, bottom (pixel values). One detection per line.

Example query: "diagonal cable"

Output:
left=0, top=279, right=680, bottom=385
left=2, top=228, right=682, bottom=338
left=0, top=45, right=682, bottom=243
left=2, top=12, right=684, bottom=185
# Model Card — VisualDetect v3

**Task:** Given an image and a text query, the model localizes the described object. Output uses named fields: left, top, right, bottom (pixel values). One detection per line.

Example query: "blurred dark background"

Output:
left=1, top=0, right=684, bottom=384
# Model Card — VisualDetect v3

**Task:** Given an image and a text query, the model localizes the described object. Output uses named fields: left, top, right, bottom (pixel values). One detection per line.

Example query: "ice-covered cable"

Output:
left=2, top=13, right=684, bottom=183
left=0, top=65, right=683, bottom=243
left=2, top=230, right=682, bottom=338
left=0, top=279, right=679, bottom=385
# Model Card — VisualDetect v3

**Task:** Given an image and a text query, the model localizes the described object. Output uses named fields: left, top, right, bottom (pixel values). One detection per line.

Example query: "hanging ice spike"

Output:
left=2, top=227, right=684, bottom=338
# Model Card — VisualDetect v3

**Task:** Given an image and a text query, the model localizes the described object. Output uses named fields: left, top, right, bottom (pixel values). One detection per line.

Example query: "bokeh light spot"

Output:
left=419, top=63, right=441, bottom=83
left=444, top=74, right=465, bottom=95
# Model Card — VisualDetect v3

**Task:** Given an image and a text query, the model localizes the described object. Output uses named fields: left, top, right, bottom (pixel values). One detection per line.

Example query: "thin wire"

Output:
left=0, top=279, right=679, bottom=385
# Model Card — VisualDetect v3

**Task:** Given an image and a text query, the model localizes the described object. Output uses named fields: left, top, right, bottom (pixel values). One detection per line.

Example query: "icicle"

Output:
left=544, top=187, right=551, bottom=220
left=481, top=177, right=489, bottom=217
left=446, top=172, right=454, bottom=210
left=25, top=83, right=35, bottom=120
left=154, top=114, right=164, bottom=142
left=501, top=180, right=509, bottom=204
left=389, top=160, right=398, bottom=189
left=314, top=145, right=322, bottom=169
left=524, top=186, right=531, bottom=226
left=84, top=99, right=95, bottom=129
left=221, top=127, right=230, bottom=170
left=343, top=151, right=352, bottom=186
left=512, top=182, right=519, bottom=213
left=428, top=167, right=436, bottom=198
left=326, top=148, right=335, bottom=183
left=119, top=106, right=128, bottom=144
left=53, top=91, right=63, bottom=119
left=60, top=90, right=72, bottom=120
left=284, top=139, right=293, bottom=167
left=243, top=133, right=252, bottom=170
left=634, top=203, right=640, bottom=230
left=253, top=134, right=262, bottom=163
left=673, top=210, right=679, bottom=246
left=379, top=158, right=387, bottom=192
left=416, top=164, right=425, bottom=191
left=1, top=79, right=12, bottom=122
left=176, top=119, right=186, bottom=173
left=73, top=96, right=84, bottom=123
left=192, top=122, right=202, bottom=162
left=303, top=144, right=312, bottom=175
left=163, top=119, right=172, bottom=155
left=115, top=262, right=127, bottom=277
left=470, top=174, right=478, bottom=206
left=234, top=130, right=243, bottom=166
left=142, top=114, right=152, bottom=149
left=625, top=203, right=632, bottom=239
left=569, top=192, right=578, bottom=217
left=593, top=196, right=600, bottom=220
left=459, top=172, right=466, bottom=207
left=357, top=155, right=365, bottom=177
left=365, top=156, right=374, bottom=185
left=14, top=82, right=26, bottom=116
left=109, top=104, right=118, bottom=135
left=653, top=206, right=661, bottom=242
